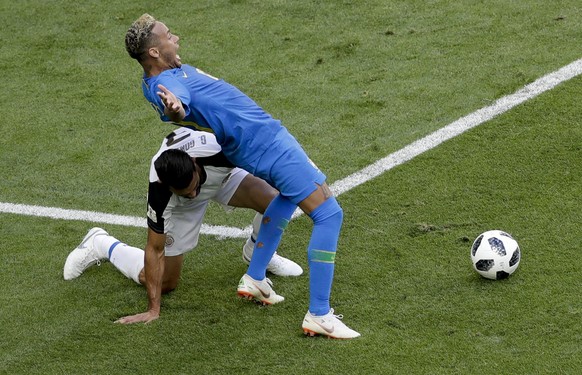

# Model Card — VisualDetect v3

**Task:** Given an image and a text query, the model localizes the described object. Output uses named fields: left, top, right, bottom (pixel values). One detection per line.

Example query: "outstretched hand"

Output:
left=157, top=84, right=183, bottom=117
left=115, top=310, right=160, bottom=325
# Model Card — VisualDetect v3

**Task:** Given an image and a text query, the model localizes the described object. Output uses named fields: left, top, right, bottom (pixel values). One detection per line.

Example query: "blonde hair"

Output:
left=125, top=13, right=157, bottom=61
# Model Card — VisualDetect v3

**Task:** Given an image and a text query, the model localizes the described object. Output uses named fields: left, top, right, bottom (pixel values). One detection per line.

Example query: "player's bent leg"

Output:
left=162, top=254, right=184, bottom=293
left=136, top=254, right=184, bottom=293
left=238, top=196, right=295, bottom=305
left=242, top=213, right=303, bottom=277
left=226, top=173, right=276, bottom=214
left=64, top=227, right=148, bottom=285
left=245, top=194, right=296, bottom=281
left=107, top=241, right=145, bottom=284
left=243, top=237, right=303, bottom=277
left=221, top=171, right=302, bottom=276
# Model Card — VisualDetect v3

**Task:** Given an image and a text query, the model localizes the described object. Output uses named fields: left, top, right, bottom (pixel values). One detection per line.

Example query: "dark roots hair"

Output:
left=125, top=13, right=157, bottom=61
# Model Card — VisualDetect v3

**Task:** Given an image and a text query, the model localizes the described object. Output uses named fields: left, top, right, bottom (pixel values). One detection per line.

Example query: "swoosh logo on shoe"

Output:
left=77, top=237, right=92, bottom=249
left=254, top=283, right=270, bottom=299
left=313, top=319, right=335, bottom=334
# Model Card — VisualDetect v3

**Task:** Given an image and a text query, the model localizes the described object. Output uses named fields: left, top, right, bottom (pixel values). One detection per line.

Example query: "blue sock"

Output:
left=246, top=195, right=296, bottom=280
left=307, top=197, right=343, bottom=316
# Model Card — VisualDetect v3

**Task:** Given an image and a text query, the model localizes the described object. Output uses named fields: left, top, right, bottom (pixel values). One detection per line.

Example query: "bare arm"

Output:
left=157, top=84, right=186, bottom=123
left=115, top=228, right=166, bottom=324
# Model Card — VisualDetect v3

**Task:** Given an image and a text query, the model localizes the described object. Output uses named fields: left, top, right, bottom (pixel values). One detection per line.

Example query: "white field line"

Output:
left=2, top=58, right=581, bottom=238
left=0, top=202, right=249, bottom=239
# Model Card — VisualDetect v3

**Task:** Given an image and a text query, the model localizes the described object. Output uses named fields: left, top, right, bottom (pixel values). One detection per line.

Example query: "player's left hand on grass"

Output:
left=115, top=310, right=160, bottom=325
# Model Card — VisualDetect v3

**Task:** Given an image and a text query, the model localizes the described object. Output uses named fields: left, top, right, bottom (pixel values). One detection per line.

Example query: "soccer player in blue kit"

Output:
left=125, top=14, right=359, bottom=338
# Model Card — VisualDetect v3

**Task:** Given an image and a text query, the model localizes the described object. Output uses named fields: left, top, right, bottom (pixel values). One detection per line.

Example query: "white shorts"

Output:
left=163, top=166, right=248, bottom=256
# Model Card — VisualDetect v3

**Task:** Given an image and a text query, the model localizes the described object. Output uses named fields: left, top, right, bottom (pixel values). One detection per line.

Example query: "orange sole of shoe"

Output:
left=237, top=291, right=271, bottom=306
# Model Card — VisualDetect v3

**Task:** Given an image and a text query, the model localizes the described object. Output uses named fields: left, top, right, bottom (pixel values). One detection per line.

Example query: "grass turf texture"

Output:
left=1, top=0, right=581, bottom=373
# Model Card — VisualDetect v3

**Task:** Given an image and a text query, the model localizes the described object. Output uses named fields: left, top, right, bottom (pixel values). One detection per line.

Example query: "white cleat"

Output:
left=242, top=237, right=303, bottom=277
left=63, top=227, right=109, bottom=280
left=302, top=309, right=361, bottom=339
left=237, top=274, right=285, bottom=305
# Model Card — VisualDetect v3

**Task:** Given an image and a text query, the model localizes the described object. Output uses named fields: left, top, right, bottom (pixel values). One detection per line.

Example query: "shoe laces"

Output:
left=84, top=255, right=101, bottom=267
left=263, top=277, right=274, bottom=288
left=81, top=246, right=102, bottom=267
left=328, top=308, right=344, bottom=320
left=244, top=274, right=274, bottom=289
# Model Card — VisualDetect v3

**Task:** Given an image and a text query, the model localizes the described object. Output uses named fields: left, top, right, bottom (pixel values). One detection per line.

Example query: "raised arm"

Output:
left=157, top=84, right=186, bottom=123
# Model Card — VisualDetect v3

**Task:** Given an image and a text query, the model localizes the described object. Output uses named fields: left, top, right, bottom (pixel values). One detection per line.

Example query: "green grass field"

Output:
left=1, top=1, right=581, bottom=374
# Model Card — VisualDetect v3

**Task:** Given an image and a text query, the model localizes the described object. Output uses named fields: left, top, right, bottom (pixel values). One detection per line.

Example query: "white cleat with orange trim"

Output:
left=237, top=274, right=284, bottom=305
left=302, top=309, right=361, bottom=339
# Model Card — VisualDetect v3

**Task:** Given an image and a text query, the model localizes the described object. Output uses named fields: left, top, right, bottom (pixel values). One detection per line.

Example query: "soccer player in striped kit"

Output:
left=64, top=128, right=303, bottom=322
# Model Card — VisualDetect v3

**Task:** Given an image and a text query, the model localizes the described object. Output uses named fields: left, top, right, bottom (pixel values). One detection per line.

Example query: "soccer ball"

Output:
left=470, top=230, right=521, bottom=280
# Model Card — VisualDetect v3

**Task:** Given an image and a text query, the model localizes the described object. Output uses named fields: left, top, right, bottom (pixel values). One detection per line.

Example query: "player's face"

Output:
left=151, top=21, right=181, bottom=68
left=170, top=163, right=202, bottom=199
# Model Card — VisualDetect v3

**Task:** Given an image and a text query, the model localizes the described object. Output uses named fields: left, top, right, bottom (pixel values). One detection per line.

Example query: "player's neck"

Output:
left=143, top=64, right=160, bottom=78
left=141, top=61, right=172, bottom=78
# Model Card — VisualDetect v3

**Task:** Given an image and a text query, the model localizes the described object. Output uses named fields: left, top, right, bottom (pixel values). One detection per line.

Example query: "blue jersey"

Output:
left=142, top=64, right=326, bottom=203
left=142, top=64, right=284, bottom=173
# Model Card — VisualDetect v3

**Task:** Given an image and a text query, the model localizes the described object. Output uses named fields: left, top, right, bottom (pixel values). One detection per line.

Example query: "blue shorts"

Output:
left=253, top=128, right=326, bottom=204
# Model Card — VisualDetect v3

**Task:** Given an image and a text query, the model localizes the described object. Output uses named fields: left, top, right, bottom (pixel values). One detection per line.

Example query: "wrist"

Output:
left=147, top=303, right=161, bottom=315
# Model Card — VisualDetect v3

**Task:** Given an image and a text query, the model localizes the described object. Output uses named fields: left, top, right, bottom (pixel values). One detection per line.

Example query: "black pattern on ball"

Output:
left=471, top=235, right=484, bottom=257
left=496, top=271, right=510, bottom=280
left=509, top=248, right=520, bottom=267
left=487, top=237, right=506, bottom=256
left=475, top=259, right=494, bottom=271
